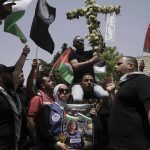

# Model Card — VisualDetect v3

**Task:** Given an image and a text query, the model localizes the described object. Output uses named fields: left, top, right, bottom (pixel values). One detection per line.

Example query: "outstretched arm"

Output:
left=26, top=59, right=38, bottom=98
left=12, top=45, right=30, bottom=91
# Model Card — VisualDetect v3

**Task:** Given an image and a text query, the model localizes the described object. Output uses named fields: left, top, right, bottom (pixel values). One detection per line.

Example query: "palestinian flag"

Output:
left=52, top=47, right=74, bottom=84
left=4, top=0, right=32, bottom=43
left=30, top=0, right=56, bottom=54
left=143, top=24, right=150, bottom=53
left=93, top=62, right=106, bottom=82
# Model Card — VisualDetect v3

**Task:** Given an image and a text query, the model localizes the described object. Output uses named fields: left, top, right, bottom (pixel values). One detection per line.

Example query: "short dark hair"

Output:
left=73, top=36, right=80, bottom=47
left=67, top=120, right=78, bottom=131
left=0, top=64, right=14, bottom=74
left=82, top=73, right=94, bottom=79
left=36, top=76, right=45, bottom=90
left=124, top=56, right=138, bottom=71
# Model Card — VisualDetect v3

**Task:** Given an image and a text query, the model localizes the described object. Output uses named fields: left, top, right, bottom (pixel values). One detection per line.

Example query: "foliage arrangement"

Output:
left=94, top=46, right=122, bottom=86
left=37, top=0, right=122, bottom=84
left=66, top=0, right=120, bottom=53
left=101, top=47, right=122, bottom=76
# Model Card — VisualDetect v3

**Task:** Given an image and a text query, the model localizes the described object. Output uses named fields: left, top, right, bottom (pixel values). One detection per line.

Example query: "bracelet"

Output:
left=22, top=52, right=27, bottom=57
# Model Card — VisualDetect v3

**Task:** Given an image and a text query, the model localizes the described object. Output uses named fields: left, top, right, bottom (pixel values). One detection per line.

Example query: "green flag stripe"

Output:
left=57, top=63, right=74, bottom=84
left=4, top=10, right=27, bottom=43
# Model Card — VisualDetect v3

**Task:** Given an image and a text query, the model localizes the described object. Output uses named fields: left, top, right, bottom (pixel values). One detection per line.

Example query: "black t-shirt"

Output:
left=0, top=92, right=15, bottom=144
left=109, top=74, right=150, bottom=150
left=68, top=50, right=95, bottom=83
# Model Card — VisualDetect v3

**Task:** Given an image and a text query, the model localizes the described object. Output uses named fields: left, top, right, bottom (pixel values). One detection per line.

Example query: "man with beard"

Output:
left=106, top=56, right=150, bottom=150
left=68, top=36, right=108, bottom=103
left=81, top=73, right=108, bottom=101
left=81, top=73, right=110, bottom=150
left=0, top=45, right=30, bottom=150
left=27, top=74, right=55, bottom=146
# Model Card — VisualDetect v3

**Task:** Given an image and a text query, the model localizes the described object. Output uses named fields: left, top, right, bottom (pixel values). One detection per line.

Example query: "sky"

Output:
left=0, top=0, right=150, bottom=82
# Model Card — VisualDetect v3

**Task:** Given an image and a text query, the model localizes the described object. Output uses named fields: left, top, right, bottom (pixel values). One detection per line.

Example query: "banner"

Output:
left=63, top=104, right=93, bottom=150
left=105, top=12, right=116, bottom=42
left=143, top=24, right=150, bottom=53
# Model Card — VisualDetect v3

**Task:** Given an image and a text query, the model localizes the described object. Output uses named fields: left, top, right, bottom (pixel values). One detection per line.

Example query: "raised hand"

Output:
left=104, top=77, right=116, bottom=93
left=22, top=45, right=30, bottom=56
left=90, top=55, right=100, bottom=64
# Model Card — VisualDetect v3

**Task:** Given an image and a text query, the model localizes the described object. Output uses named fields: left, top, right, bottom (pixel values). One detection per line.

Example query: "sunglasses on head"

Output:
left=58, top=88, right=70, bottom=94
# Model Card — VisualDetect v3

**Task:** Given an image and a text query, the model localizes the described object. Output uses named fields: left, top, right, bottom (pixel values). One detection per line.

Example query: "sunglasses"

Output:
left=58, top=88, right=70, bottom=94
left=76, top=39, right=84, bottom=43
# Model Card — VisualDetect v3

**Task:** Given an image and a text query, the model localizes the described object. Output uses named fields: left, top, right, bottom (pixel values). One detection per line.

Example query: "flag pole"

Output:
left=36, top=46, right=38, bottom=59
left=32, top=46, right=39, bottom=94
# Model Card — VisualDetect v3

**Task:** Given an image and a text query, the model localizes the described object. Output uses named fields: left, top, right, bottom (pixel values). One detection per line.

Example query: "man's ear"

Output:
left=128, top=63, right=134, bottom=70
left=41, top=83, right=45, bottom=89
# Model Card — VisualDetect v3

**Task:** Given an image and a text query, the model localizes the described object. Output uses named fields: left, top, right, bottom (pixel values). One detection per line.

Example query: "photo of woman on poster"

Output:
left=64, top=120, right=85, bottom=150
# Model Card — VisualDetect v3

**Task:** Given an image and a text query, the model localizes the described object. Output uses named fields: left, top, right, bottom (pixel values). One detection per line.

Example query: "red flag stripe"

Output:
left=143, top=24, right=150, bottom=53
left=52, top=47, right=72, bottom=70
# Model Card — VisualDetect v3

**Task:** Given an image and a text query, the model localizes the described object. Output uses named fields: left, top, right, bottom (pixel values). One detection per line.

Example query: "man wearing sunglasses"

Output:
left=68, top=36, right=108, bottom=103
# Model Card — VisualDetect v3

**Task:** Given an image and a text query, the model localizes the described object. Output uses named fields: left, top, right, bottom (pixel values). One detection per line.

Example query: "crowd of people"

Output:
left=1, top=1, right=150, bottom=150
left=0, top=5, right=150, bottom=147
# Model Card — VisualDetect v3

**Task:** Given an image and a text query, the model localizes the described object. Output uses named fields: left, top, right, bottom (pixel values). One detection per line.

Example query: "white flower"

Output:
left=66, top=0, right=120, bottom=52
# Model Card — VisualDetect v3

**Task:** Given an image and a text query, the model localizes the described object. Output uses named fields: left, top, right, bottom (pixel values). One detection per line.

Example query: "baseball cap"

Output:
left=0, top=64, right=15, bottom=74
